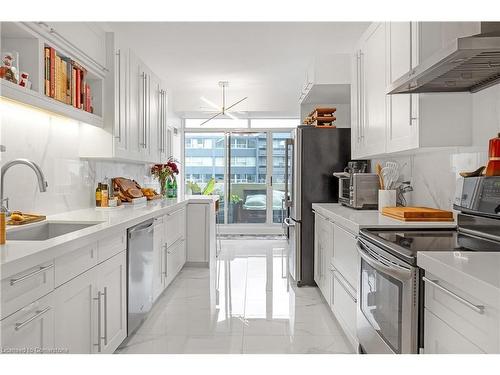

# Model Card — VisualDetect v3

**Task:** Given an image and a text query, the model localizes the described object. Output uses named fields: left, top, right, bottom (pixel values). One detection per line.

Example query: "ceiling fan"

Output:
left=199, top=81, right=248, bottom=126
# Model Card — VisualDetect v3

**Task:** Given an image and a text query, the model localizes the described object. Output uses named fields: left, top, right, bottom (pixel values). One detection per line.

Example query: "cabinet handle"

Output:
left=102, top=287, right=108, bottom=346
left=422, top=277, right=484, bottom=314
left=93, top=291, right=102, bottom=352
left=140, top=72, right=147, bottom=148
left=331, top=265, right=357, bottom=302
left=10, top=264, right=53, bottom=286
left=15, top=306, right=51, bottom=331
left=147, top=74, right=151, bottom=150
left=115, top=50, right=122, bottom=140
left=167, top=207, right=184, bottom=216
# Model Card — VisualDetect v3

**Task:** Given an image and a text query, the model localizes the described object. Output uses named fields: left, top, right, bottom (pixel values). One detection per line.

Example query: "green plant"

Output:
left=187, top=181, right=201, bottom=193
left=230, top=194, right=242, bottom=204
left=202, top=178, right=216, bottom=195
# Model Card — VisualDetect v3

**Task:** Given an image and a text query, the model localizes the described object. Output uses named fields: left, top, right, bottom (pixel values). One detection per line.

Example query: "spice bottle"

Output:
left=96, top=183, right=102, bottom=207
left=101, top=184, right=109, bottom=207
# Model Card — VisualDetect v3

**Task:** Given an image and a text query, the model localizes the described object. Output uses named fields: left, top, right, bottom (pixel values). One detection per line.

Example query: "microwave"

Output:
left=335, top=173, right=379, bottom=209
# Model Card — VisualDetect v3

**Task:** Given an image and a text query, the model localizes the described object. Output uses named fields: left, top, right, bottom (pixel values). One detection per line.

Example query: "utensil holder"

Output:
left=378, top=190, right=396, bottom=213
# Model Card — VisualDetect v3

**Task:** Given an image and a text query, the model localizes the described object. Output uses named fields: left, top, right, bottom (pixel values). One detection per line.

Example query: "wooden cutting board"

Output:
left=382, top=207, right=454, bottom=222
left=7, top=213, right=46, bottom=226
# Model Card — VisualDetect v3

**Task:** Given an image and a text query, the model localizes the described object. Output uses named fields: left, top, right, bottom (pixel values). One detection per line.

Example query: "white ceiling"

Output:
left=109, top=22, right=369, bottom=117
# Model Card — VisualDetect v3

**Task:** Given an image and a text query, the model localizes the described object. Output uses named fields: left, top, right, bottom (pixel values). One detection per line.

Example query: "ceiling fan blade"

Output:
left=225, top=111, right=239, bottom=121
left=225, top=97, right=248, bottom=112
left=200, top=112, right=222, bottom=126
left=200, top=96, right=220, bottom=111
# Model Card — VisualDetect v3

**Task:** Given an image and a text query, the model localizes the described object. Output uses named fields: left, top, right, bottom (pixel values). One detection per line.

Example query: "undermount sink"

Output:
left=7, top=221, right=102, bottom=241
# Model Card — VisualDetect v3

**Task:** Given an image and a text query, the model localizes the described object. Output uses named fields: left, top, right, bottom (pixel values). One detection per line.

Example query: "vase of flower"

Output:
left=151, top=158, right=180, bottom=198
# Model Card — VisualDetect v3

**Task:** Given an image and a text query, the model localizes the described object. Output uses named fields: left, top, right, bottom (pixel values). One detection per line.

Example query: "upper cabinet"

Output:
left=352, top=23, right=387, bottom=158
left=352, top=22, right=479, bottom=159
left=79, top=37, right=169, bottom=164
left=299, top=54, right=350, bottom=103
left=0, top=22, right=106, bottom=127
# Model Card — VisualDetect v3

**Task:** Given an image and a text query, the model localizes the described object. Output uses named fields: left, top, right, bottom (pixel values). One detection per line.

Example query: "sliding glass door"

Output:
left=228, top=132, right=267, bottom=224
left=185, top=129, right=293, bottom=227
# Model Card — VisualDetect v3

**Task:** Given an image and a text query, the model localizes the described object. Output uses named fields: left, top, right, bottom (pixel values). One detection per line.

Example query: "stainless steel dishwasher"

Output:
left=127, top=219, right=154, bottom=335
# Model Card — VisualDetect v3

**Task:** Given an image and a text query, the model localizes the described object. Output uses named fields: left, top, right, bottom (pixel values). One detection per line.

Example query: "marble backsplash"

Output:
left=0, top=99, right=158, bottom=215
left=371, top=147, right=488, bottom=210
left=372, top=83, right=500, bottom=210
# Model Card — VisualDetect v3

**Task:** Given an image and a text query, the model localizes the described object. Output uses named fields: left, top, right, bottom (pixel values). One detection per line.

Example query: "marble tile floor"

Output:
left=116, top=239, right=355, bottom=354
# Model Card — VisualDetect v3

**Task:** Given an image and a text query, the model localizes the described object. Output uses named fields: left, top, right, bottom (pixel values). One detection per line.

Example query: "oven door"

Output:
left=356, top=239, right=419, bottom=354
left=338, top=177, right=351, bottom=204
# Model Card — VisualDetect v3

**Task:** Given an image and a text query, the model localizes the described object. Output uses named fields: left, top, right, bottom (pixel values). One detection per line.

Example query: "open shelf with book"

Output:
left=0, top=22, right=104, bottom=127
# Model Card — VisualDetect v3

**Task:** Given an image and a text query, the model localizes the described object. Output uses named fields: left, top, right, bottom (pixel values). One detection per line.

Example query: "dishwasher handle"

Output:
left=128, top=221, right=154, bottom=238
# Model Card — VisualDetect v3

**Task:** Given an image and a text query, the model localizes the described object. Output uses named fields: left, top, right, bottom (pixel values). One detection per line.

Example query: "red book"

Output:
left=49, top=47, right=56, bottom=98
left=75, top=68, right=80, bottom=109
left=72, top=68, right=77, bottom=107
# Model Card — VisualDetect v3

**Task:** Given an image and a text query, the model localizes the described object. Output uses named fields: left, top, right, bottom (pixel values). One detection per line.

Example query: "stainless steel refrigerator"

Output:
left=283, top=126, right=351, bottom=286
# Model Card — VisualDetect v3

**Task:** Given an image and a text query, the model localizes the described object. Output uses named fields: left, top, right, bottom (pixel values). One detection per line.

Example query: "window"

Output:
left=232, top=157, right=256, bottom=167
left=185, top=157, right=214, bottom=167
left=250, top=119, right=299, bottom=129
left=185, top=118, right=247, bottom=129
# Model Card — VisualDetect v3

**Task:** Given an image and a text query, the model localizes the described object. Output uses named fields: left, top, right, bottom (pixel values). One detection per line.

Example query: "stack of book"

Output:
left=44, top=46, right=93, bottom=113
left=304, top=107, right=337, bottom=127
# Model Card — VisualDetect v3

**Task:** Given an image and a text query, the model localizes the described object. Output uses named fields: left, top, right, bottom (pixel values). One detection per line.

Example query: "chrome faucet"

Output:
left=1, top=158, right=48, bottom=215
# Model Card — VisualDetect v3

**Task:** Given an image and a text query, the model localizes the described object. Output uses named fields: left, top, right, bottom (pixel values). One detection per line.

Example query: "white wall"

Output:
left=372, top=84, right=500, bottom=210
left=0, top=99, right=157, bottom=215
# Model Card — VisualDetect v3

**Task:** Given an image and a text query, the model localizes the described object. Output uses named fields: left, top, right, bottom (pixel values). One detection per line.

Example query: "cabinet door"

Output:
left=186, top=204, right=208, bottom=263
left=152, top=216, right=165, bottom=301
left=386, top=22, right=419, bottom=153
left=313, top=214, right=322, bottom=286
left=1, top=292, right=54, bottom=353
left=96, top=251, right=127, bottom=354
left=113, top=46, right=128, bottom=157
left=360, top=22, right=387, bottom=157
left=53, top=267, right=97, bottom=354
left=424, top=308, right=484, bottom=354
left=332, top=223, right=359, bottom=291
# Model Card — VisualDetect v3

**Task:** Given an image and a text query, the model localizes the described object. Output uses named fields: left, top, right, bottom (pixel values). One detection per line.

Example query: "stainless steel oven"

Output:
left=356, top=238, right=419, bottom=354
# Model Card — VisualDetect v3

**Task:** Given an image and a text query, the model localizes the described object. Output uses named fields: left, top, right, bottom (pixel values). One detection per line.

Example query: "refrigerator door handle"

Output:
left=284, top=138, right=294, bottom=208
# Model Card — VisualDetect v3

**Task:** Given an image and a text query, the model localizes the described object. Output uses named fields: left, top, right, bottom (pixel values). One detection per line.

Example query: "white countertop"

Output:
left=418, top=251, right=500, bottom=306
left=1, top=195, right=218, bottom=278
left=311, top=203, right=456, bottom=234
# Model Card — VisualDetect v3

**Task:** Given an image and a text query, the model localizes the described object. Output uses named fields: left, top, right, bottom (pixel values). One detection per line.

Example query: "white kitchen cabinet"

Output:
left=313, top=211, right=334, bottom=301
left=352, top=22, right=478, bottom=159
left=352, top=22, right=387, bottom=158
left=385, top=22, right=474, bottom=154
left=34, top=22, right=107, bottom=70
left=424, top=308, right=484, bottom=354
left=54, top=243, right=97, bottom=287
left=299, top=55, right=350, bottom=103
left=165, top=206, right=186, bottom=248
left=423, top=273, right=499, bottom=353
left=332, top=223, right=359, bottom=290
left=0, top=292, right=55, bottom=353
left=95, top=250, right=127, bottom=354
left=186, top=203, right=209, bottom=264
left=1, top=260, right=55, bottom=320
left=330, top=265, right=358, bottom=350
left=165, top=238, right=186, bottom=287
left=152, top=216, right=166, bottom=301
left=53, top=264, right=97, bottom=354
left=53, top=251, right=127, bottom=354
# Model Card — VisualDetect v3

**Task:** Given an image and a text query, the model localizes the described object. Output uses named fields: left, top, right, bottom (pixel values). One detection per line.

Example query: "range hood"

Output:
left=388, top=23, right=500, bottom=94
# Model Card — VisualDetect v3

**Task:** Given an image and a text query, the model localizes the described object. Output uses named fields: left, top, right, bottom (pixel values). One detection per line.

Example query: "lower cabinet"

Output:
left=423, top=309, right=484, bottom=354
left=314, top=211, right=334, bottom=299
left=152, top=216, right=166, bottom=301
left=330, top=264, right=358, bottom=349
left=422, top=273, right=499, bottom=353
left=186, top=203, right=209, bottom=263
left=53, top=251, right=127, bottom=354
left=313, top=210, right=360, bottom=351
left=0, top=292, right=55, bottom=353
left=165, top=238, right=186, bottom=287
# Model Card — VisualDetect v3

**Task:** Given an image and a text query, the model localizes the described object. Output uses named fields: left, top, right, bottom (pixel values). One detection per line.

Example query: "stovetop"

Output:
left=360, top=228, right=500, bottom=266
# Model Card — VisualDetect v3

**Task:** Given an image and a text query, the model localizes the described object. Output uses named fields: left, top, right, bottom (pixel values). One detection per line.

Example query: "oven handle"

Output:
left=356, top=241, right=412, bottom=280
